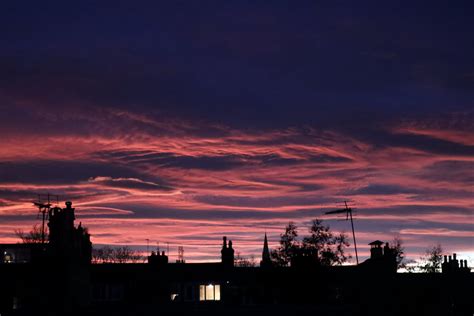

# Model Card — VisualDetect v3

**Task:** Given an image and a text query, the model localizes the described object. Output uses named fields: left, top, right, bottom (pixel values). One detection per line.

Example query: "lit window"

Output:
left=200, top=285, right=205, bottom=301
left=3, top=252, right=13, bottom=263
left=199, top=284, right=220, bottom=301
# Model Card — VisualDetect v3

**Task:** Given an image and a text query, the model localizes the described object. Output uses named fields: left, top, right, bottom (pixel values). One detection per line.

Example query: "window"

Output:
left=199, top=284, right=220, bottom=301
left=3, top=251, right=13, bottom=263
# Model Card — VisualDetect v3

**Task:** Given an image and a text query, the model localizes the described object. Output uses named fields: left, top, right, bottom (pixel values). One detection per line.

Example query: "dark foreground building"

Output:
left=1, top=202, right=472, bottom=316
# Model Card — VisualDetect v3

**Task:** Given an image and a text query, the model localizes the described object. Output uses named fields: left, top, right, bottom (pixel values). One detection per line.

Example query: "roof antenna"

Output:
left=33, top=193, right=59, bottom=245
left=325, top=201, right=359, bottom=264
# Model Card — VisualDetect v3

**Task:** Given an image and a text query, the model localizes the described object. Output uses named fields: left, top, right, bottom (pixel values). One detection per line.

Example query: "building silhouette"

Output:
left=442, top=253, right=471, bottom=274
left=48, top=201, right=92, bottom=263
left=0, top=201, right=472, bottom=316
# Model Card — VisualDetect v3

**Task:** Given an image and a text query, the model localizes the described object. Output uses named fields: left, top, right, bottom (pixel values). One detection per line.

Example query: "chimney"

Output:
left=369, top=241, right=384, bottom=259
left=221, top=237, right=234, bottom=267
left=444, top=255, right=447, bottom=263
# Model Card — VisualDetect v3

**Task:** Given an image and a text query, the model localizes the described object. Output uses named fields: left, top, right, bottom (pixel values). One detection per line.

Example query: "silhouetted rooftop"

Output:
left=368, top=240, right=384, bottom=246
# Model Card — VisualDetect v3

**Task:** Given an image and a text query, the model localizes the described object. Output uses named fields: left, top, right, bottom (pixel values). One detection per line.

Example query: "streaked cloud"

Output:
left=1, top=1, right=473, bottom=263
left=0, top=107, right=472, bottom=262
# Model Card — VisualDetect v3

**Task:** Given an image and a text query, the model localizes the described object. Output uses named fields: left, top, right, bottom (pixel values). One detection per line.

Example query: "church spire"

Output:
left=260, top=232, right=272, bottom=268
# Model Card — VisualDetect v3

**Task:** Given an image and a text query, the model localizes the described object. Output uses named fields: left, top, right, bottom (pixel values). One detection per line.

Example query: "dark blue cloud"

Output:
left=94, top=149, right=351, bottom=171
left=1, top=1, right=473, bottom=261
left=0, top=161, right=144, bottom=184
left=348, top=184, right=421, bottom=196
left=1, top=1, right=473, bottom=128
left=420, top=161, right=474, bottom=184
left=359, top=205, right=473, bottom=216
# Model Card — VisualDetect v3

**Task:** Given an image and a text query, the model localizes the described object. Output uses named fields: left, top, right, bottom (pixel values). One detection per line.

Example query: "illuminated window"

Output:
left=199, top=284, right=220, bottom=301
left=3, top=251, right=13, bottom=263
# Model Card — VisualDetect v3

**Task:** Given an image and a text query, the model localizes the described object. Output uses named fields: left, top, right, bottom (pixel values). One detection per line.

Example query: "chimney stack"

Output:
left=221, top=236, right=234, bottom=267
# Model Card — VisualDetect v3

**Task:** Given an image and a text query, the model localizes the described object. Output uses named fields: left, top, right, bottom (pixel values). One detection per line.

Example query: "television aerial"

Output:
left=325, top=201, right=359, bottom=264
left=33, top=193, right=59, bottom=244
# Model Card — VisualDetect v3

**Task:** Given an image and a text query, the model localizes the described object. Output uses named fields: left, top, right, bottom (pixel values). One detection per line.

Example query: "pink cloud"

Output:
left=0, top=108, right=472, bottom=262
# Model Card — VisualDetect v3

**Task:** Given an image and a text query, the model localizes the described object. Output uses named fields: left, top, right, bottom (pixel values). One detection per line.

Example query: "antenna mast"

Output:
left=33, top=193, right=59, bottom=245
left=325, top=201, right=359, bottom=264
left=177, top=246, right=184, bottom=263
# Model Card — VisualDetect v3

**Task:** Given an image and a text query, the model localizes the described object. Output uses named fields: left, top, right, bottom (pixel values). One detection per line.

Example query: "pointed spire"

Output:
left=263, top=233, right=269, bottom=254
left=261, top=232, right=272, bottom=268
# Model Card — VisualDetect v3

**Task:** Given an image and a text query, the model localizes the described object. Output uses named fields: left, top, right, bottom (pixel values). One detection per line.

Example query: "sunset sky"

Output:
left=1, top=1, right=473, bottom=263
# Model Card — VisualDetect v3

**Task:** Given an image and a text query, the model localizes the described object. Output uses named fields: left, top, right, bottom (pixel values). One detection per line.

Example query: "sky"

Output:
left=1, top=1, right=473, bottom=264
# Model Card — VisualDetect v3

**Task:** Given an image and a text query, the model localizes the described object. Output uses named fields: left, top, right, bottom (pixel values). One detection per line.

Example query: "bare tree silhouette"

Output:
left=92, top=246, right=143, bottom=263
left=234, top=252, right=256, bottom=267
left=392, top=236, right=406, bottom=269
left=419, top=244, right=443, bottom=273
left=15, top=224, right=48, bottom=244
